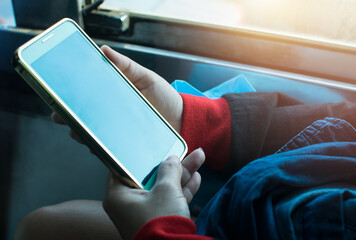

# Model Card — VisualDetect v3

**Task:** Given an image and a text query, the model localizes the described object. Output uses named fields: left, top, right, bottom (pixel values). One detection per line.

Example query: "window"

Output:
left=100, top=0, right=356, bottom=47
left=0, top=0, right=16, bottom=27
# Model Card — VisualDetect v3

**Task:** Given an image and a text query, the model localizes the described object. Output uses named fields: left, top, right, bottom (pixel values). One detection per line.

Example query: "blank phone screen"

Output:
left=30, top=31, right=177, bottom=184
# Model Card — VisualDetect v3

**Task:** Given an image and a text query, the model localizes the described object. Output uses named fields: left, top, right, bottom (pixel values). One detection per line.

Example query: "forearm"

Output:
left=224, top=91, right=356, bottom=174
left=180, top=91, right=356, bottom=175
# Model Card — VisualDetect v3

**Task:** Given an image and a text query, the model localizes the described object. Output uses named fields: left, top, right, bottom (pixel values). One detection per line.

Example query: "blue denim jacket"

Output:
left=196, top=118, right=356, bottom=239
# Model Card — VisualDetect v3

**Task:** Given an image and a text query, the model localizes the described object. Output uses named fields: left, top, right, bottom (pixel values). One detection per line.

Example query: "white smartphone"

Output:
left=12, top=18, right=187, bottom=190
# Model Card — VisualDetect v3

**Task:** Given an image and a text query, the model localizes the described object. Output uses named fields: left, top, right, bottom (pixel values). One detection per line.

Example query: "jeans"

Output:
left=196, top=118, right=356, bottom=239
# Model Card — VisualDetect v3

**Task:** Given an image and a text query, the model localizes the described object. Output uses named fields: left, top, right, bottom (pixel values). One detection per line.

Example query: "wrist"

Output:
left=179, top=93, right=232, bottom=171
left=133, top=216, right=198, bottom=240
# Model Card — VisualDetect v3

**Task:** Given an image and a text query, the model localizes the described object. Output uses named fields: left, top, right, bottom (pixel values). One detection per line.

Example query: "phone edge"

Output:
left=12, top=18, right=188, bottom=190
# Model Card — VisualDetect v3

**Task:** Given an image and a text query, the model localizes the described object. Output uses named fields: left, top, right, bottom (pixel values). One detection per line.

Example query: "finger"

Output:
left=101, top=45, right=156, bottom=90
left=181, top=148, right=205, bottom=186
left=106, top=172, right=145, bottom=195
left=103, top=172, right=131, bottom=213
left=155, top=156, right=182, bottom=187
left=106, top=171, right=123, bottom=191
left=182, top=172, right=201, bottom=203
left=51, top=112, right=66, bottom=125
left=69, top=130, right=85, bottom=144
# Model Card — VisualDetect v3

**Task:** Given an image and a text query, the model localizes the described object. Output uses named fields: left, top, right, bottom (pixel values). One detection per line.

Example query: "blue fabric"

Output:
left=196, top=118, right=356, bottom=239
left=171, top=75, right=256, bottom=99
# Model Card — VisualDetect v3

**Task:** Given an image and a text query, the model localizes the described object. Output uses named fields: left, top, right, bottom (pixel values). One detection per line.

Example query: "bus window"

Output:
left=100, top=0, right=356, bottom=47
left=0, top=0, right=16, bottom=27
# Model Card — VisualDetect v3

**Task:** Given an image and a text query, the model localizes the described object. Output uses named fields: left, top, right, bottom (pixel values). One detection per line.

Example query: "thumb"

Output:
left=155, top=156, right=182, bottom=187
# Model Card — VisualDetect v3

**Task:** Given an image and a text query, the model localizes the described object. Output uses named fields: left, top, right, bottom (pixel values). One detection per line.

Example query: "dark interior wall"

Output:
left=12, top=0, right=81, bottom=29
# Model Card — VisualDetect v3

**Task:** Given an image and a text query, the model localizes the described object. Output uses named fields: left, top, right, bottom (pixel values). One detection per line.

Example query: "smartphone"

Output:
left=12, top=18, right=187, bottom=190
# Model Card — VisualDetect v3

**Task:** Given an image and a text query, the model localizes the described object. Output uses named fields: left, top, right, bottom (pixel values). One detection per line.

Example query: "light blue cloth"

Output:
left=171, top=75, right=255, bottom=99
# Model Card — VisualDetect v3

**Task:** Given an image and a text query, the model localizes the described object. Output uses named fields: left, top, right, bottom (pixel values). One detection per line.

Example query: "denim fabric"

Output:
left=196, top=118, right=356, bottom=239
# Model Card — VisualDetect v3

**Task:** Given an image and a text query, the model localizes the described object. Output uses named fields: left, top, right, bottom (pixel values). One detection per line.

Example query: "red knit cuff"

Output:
left=133, top=216, right=212, bottom=240
left=180, top=93, right=231, bottom=171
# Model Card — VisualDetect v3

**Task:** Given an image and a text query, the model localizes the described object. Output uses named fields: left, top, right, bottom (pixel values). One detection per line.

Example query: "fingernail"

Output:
left=198, top=147, right=204, bottom=153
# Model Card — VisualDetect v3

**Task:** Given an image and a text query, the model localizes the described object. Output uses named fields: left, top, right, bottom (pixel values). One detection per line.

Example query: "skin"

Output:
left=104, top=150, right=205, bottom=240
left=15, top=150, right=204, bottom=240
left=15, top=46, right=205, bottom=240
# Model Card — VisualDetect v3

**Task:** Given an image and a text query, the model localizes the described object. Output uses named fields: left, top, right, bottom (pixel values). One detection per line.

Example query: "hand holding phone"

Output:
left=13, top=18, right=187, bottom=190
left=103, top=148, right=205, bottom=240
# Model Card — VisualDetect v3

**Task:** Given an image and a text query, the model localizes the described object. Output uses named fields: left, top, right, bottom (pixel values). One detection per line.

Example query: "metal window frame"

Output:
left=85, top=11, right=356, bottom=84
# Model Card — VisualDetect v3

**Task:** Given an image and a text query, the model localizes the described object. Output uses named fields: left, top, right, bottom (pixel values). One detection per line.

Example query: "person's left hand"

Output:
left=103, top=148, right=205, bottom=240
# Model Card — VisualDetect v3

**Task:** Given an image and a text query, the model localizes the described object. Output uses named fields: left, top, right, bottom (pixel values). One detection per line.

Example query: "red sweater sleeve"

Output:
left=133, top=216, right=213, bottom=240
left=180, top=93, right=232, bottom=171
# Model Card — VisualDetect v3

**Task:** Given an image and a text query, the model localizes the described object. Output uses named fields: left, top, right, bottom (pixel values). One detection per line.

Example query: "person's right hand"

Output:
left=103, top=148, right=205, bottom=240
left=51, top=45, right=183, bottom=143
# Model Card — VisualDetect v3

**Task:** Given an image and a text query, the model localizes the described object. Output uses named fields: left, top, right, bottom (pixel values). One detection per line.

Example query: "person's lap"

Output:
left=15, top=95, right=356, bottom=239
left=195, top=118, right=356, bottom=239
left=14, top=200, right=122, bottom=240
